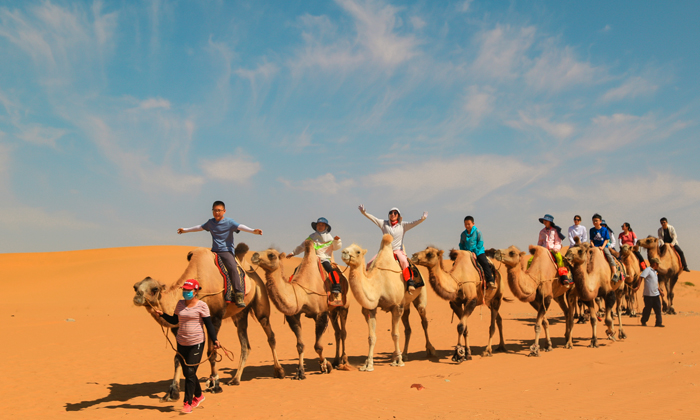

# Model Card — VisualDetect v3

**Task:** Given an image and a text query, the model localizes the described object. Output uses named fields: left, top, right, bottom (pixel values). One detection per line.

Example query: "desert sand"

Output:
left=2, top=245, right=699, bottom=419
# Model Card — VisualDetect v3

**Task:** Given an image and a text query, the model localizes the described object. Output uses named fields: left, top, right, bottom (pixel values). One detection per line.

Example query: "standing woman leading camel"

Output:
left=155, top=279, right=220, bottom=414
left=358, top=205, right=427, bottom=292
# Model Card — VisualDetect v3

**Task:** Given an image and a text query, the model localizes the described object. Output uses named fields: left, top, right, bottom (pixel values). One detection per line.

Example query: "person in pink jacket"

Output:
left=536, top=214, right=570, bottom=285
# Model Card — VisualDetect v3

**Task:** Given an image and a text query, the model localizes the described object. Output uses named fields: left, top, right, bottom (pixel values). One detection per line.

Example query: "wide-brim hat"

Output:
left=182, top=279, right=201, bottom=290
left=539, top=214, right=555, bottom=225
left=601, top=220, right=609, bottom=226
left=311, top=217, right=331, bottom=233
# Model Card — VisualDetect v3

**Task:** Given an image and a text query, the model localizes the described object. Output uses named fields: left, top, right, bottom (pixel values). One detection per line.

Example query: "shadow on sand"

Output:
left=65, top=380, right=174, bottom=412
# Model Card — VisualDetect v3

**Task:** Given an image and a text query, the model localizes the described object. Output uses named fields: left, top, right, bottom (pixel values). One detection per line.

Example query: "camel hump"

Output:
left=573, top=236, right=581, bottom=245
left=381, top=234, right=393, bottom=248
left=528, top=245, right=537, bottom=255
left=235, top=242, right=249, bottom=260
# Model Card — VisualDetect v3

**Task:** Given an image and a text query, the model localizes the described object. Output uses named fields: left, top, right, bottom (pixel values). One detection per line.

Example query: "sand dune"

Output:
left=2, top=245, right=699, bottom=419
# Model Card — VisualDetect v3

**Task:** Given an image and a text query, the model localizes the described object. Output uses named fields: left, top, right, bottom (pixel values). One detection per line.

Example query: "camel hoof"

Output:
left=320, top=360, right=333, bottom=374
left=564, top=343, right=573, bottom=350
left=482, top=351, right=493, bottom=358
left=619, top=331, right=627, bottom=340
left=293, top=369, right=306, bottom=380
left=544, top=346, right=553, bottom=352
left=452, top=346, right=466, bottom=362
left=273, top=366, right=286, bottom=379
left=227, top=377, right=240, bottom=386
left=528, top=345, right=539, bottom=357
left=465, top=354, right=473, bottom=361
left=359, top=364, right=374, bottom=372
left=629, top=313, right=637, bottom=318
left=588, top=343, right=599, bottom=348
left=669, top=307, right=677, bottom=315
left=390, top=358, right=405, bottom=367
left=494, top=346, right=507, bottom=353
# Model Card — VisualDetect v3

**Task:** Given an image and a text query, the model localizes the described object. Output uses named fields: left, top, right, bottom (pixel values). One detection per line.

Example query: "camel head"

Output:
left=251, top=249, right=283, bottom=272
left=564, top=242, right=591, bottom=266
left=133, top=276, right=166, bottom=308
left=341, top=244, right=367, bottom=268
left=411, top=246, right=444, bottom=268
left=619, top=244, right=632, bottom=258
left=486, top=245, right=522, bottom=267
left=637, top=235, right=658, bottom=250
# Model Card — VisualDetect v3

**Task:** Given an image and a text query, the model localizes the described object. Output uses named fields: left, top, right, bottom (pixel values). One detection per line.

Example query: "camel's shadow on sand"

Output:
left=65, top=380, right=176, bottom=412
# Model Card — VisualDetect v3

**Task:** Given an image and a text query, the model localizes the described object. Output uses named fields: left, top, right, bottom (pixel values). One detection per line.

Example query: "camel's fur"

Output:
left=564, top=239, right=626, bottom=347
left=411, top=246, right=506, bottom=361
left=132, top=245, right=284, bottom=401
left=637, top=235, right=682, bottom=314
left=487, top=245, right=575, bottom=355
left=251, top=239, right=352, bottom=380
left=619, top=244, right=643, bottom=317
left=341, top=234, right=436, bottom=372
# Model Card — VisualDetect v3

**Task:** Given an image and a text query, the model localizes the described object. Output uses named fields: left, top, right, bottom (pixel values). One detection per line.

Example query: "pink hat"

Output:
left=182, top=279, right=201, bottom=290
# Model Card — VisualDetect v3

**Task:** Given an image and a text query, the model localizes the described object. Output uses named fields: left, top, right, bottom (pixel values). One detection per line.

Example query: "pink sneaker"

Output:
left=192, top=394, right=205, bottom=408
left=181, top=402, right=193, bottom=414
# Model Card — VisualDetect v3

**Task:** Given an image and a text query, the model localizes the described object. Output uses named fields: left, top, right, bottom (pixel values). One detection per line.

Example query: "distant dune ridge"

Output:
left=2, top=245, right=699, bottom=419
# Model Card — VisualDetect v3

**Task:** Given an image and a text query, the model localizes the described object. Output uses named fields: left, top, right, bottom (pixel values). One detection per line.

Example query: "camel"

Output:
left=486, top=245, right=575, bottom=355
left=564, top=238, right=626, bottom=347
left=637, top=235, right=682, bottom=314
left=132, top=244, right=285, bottom=402
left=250, top=239, right=351, bottom=380
left=411, top=246, right=506, bottom=361
left=341, top=234, right=436, bottom=371
left=619, top=244, right=643, bottom=317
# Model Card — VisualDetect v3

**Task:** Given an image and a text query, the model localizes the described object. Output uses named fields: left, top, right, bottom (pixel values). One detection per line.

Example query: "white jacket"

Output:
left=658, top=225, right=679, bottom=247
left=361, top=211, right=426, bottom=251
left=290, top=231, right=341, bottom=262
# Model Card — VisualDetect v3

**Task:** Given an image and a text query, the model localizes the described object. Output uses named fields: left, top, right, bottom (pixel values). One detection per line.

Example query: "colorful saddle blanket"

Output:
left=214, top=253, right=248, bottom=303
left=469, top=252, right=495, bottom=286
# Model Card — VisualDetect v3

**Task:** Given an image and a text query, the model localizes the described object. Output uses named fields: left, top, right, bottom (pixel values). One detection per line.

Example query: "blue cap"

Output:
left=311, top=217, right=331, bottom=233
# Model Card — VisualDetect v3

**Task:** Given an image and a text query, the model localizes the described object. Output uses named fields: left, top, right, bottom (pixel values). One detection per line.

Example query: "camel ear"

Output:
left=187, top=251, right=193, bottom=262
left=279, top=252, right=287, bottom=260
left=361, top=248, right=367, bottom=256
left=519, top=251, right=527, bottom=258
left=449, top=249, right=458, bottom=261
left=528, top=245, right=536, bottom=255
left=437, top=250, right=444, bottom=259
left=160, top=284, right=166, bottom=292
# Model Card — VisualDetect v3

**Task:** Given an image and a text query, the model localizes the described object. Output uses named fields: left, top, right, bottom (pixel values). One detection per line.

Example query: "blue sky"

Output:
left=1, top=0, right=699, bottom=264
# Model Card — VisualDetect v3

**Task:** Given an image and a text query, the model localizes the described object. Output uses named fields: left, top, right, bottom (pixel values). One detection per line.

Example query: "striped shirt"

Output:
left=174, top=300, right=210, bottom=346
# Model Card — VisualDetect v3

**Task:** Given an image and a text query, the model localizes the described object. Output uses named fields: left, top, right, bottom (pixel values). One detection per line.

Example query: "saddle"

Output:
left=214, top=253, right=249, bottom=303
left=611, top=256, right=627, bottom=283
left=393, top=253, right=425, bottom=290
left=469, top=252, right=495, bottom=287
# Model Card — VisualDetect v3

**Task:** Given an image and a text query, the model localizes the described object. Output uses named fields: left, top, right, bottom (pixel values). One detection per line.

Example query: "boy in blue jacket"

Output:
left=459, top=216, right=495, bottom=288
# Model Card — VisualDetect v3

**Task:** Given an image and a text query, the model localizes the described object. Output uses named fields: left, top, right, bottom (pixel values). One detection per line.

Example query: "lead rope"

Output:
left=144, top=293, right=235, bottom=367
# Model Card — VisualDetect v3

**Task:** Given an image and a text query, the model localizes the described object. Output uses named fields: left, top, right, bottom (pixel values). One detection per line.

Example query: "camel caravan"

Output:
left=131, top=202, right=690, bottom=413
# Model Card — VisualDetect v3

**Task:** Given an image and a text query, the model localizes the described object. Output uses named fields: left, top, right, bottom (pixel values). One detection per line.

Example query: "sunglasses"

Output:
left=574, top=219, right=581, bottom=221
left=389, top=211, right=399, bottom=215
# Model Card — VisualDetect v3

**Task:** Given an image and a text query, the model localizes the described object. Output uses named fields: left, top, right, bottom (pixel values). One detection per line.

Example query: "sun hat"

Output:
left=182, top=279, right=201, bottom=290
left=539, top=214, right=555, bottom=224
left=389, top=207, right=401, bottom=215
left=311, top=217, right=331, bottom=233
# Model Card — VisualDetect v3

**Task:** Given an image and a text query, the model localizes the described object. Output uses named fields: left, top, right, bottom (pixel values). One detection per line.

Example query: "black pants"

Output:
left=641, top=295, right=663, bottom=326
left=674, top=244, right=689, bottom=269
left=633, top=250, right=646, bottom=270
left=218, top=251, right=243, bottom=293
left=476, top=253, right=494, bottom=284
left=322, top=260, right=341, bottom=291
left=177, top=342, right=204, bottom=405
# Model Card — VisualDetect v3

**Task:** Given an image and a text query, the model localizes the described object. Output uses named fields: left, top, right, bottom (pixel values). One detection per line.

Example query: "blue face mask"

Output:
left=182, top=290, right=194, bottom=300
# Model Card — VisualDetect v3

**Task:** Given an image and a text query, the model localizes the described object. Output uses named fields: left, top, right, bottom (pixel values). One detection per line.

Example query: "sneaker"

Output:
left=192, top=394, right=205, bottom=408
left=683, top=267, right=690, bottom=272
left=234, top=292, right=246, bottom=308
left=641, top=322, right=647, bottom=326
left=487, top=281, right=496, bottom=289
left=329, top=293, right=344, bottom=307
left=655, top=324, right=665, bottom=328
left=181, top=402, right=193, bottom=414
left=407, top=279, right=416, bottom=293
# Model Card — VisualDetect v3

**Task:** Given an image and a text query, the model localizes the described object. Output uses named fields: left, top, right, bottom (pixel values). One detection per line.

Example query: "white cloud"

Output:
left=410, top=16, right=426, bottom=30
left=462, top=85, right=496, bottom=127
left=363, top=155, right=544, bottom=205
left=138, top=98, right=171, bottom=110
left=0, top=206, right=99, bottom=230
left=16, top=125, right=67, bottom=147
left=507, top=111, right=575, bottom=139
left=600, top=76, right=658, bottom=102
left=279, top=173, right=356, bottom=195
left=601, top=24, right=611, bottom=33
left=458, top=0, right=474, bottom=12
left=472, top=24, right=535, bottom=80
left=200, top=155, right=261, bottom=183
left=576, top=113, right=656, bottom=152
left=525, top=45, right=600, bottom=91
left=292, top=0, right=419, bottom=71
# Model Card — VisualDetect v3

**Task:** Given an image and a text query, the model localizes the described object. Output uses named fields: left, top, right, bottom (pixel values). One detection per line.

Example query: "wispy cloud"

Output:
left=279, top=173, right=356, bottom=195
left=138, top=98, right=171, bottom=110
left=507, top=110, right=575, bottom=140
left=16, top=125, right=67, bottom=147
left=200, top=154, right=261, bottom=183
left=525, top=45, right=601, bottom=92
left=472, top=24, right=535, bottom=80
left=600, top=76, right=658, bottom=102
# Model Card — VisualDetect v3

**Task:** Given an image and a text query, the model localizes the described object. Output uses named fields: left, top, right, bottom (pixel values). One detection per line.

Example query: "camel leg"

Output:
left=161, top=355, right=182, bottom=402
left=668, top=274, right=678, bottom=315
left=604, top=291, right=617, bottom=341
left=228, top=309, right=251, bottom=385
left=413, top=295, right=436, bottom=358
left=286, top=314, right=306, bottom=380
left=615, top=289, right=627, bottom=340
left=485, top=296, right=506, bottom=356
left=329, top=309, right=342, bottom=367
left=457, top=299, right=478, bottom=362
left=360, top=308, right=377, bottom=372
left=204, top=317, right=223, bottom=393
left=314, top=312, right=332, bottom=374
left=541, top=295, right=553, bottom=352
left=584, top=300, right=598, bottom=348
left=253, top=300, right=285, bottom=379
left=337, top=307, right=350, bottom=368
left=400, top=304, right=412, bottom=361
left=390, top=306, right=405, bottom=367
left=557, top=293, right=574, bottom=349
left=450, top=301, right=465, bottom=349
